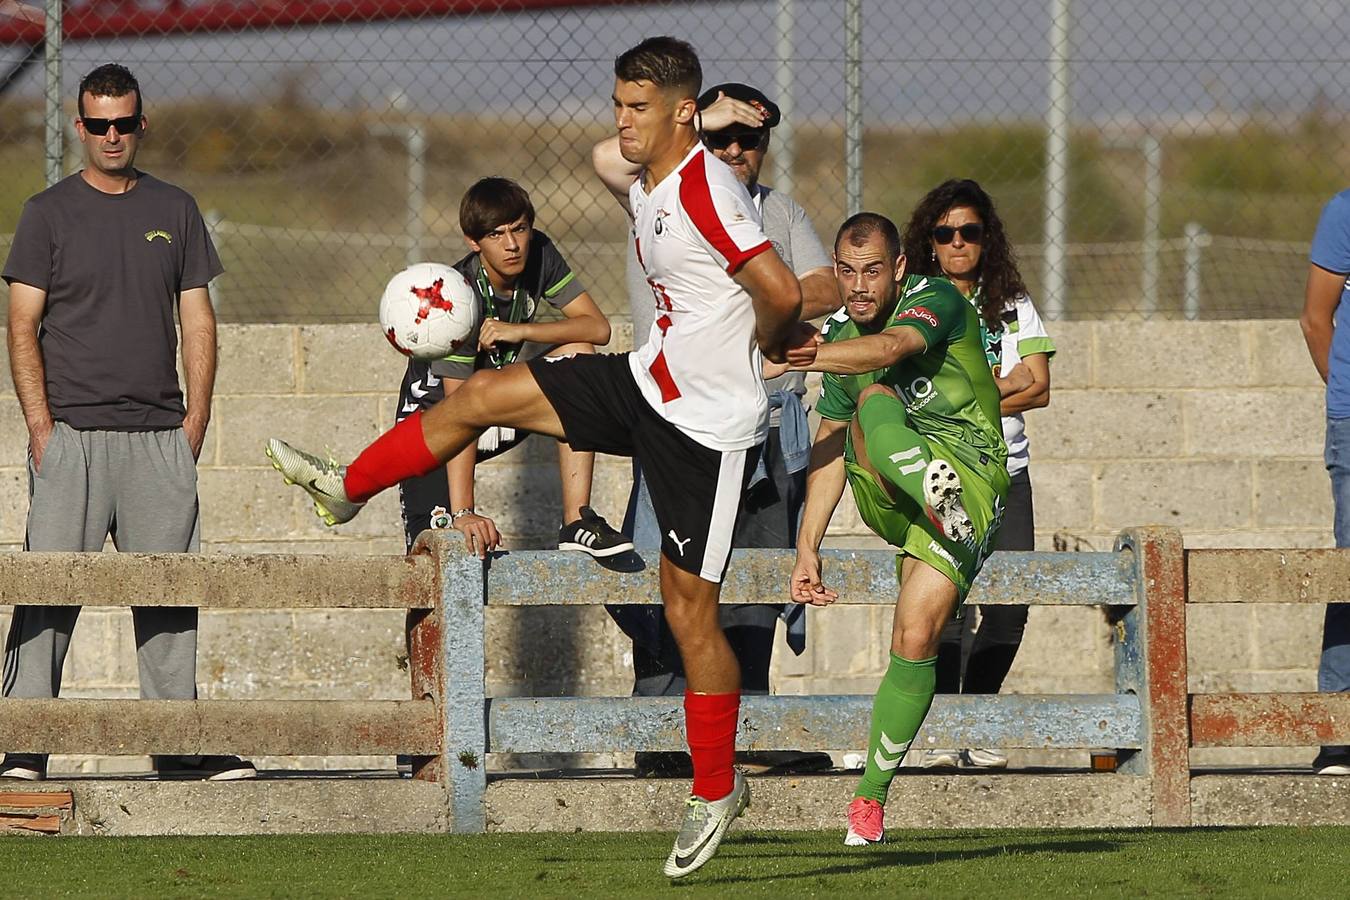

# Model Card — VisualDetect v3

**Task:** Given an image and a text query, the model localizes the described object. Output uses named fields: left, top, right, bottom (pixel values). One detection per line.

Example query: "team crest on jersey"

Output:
left=653, top=207, right=671, bottom=235
left=898, top=306, right=939, bottom=328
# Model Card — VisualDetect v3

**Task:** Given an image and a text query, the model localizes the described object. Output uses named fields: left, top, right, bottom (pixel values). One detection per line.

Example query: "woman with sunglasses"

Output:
left=901, top=178, right=1055, bottom=770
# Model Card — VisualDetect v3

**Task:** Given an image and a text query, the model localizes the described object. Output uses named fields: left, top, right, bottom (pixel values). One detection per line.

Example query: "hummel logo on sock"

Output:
left=873, top=732, right=912, bottom=771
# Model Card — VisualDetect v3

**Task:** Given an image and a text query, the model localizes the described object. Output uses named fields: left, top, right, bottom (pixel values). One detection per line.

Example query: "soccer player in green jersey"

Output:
left=787, top=212, right=1009, bottom=845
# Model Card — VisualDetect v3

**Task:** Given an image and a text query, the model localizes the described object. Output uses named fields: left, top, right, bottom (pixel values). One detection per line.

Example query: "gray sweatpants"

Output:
left=3, top=423, right=200, bottom=709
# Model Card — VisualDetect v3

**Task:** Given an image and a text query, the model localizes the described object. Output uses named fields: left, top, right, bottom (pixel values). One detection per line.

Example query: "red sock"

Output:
left=343, top=410, right=439, bottom=503
left=685, top=690, right=740, bottom=801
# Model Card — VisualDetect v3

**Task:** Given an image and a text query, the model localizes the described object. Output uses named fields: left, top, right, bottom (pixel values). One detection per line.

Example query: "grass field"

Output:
left=1, top=827, right=1345, bottom=898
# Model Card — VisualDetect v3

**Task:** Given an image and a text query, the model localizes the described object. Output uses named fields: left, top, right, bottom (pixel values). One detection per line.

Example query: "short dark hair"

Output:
left=78, top=63, right=141, bottom=117
left=459, top=177, right=535, bottom=240
left=614, top=36, right=701, bottom=99
left=835, top=212, right=903, bottom=262
left=901, top=179, right=1027, bottom=332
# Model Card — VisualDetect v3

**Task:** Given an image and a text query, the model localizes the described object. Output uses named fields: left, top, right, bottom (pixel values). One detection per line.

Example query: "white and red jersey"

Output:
left=628, top=144, right=773, bottom=451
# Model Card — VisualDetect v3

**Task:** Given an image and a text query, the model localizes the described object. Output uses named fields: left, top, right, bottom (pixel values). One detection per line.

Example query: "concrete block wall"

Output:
left=0, top=320, right=1335, bottom=769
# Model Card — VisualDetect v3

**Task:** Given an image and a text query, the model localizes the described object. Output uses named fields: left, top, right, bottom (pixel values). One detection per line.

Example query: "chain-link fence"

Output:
left=1, top=0, right=1346, bottom=323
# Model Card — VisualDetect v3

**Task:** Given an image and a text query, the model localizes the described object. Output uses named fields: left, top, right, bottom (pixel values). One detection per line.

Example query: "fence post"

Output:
left=43, top=0, right=62, bottom=188
left=1113, top=526, right=1190, bottom=826
left=437, top=540, right=488, bottom=833
left=408, top=532, right=448, bottom=783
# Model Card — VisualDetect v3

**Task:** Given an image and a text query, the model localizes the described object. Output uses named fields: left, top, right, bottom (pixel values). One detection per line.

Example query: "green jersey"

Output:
left=816, top=274, right=1007, bottom=473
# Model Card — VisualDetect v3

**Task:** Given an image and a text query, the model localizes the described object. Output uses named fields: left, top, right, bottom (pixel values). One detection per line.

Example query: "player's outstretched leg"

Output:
left=855, top=386, right=973, bottom=542
left=267, top=364, right=565, bottom=526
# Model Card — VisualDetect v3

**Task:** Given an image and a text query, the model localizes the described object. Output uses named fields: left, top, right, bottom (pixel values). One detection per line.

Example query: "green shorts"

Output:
left=844, top=435, right=1009, bottom=601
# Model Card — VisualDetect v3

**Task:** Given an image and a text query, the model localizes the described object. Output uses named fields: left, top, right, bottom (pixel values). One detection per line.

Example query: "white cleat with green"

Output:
left=264, top=438, right=364, bottom=526
left=662, top=770, right=749, bottom=879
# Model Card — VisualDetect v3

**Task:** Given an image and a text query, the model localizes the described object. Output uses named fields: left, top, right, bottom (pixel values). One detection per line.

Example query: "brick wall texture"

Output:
left=0, top=320, right=1336, bottom=769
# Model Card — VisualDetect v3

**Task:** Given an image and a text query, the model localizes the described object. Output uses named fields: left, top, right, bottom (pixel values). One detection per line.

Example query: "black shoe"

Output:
left=1313, top=751, right=1350, bottom=775
left=634, top=751, right=693, bottom=778
left=0, top=753, right=47, bottom=781
left=153, top=754, right=257, bottom=781
left=558, top=506, right=635, bottom=559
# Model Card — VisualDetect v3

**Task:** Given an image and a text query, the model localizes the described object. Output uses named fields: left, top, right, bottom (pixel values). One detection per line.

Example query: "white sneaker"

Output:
left=0, top=754, right=44, bottom=781
left=962, top=748, right=1009, bottom=769
left=662, top=770, right=750, bottom=879
left=917, top=748, right=961, bottom=769
left=923, top=458, right=973, bottom=543
left=265, top=438, right=365, bottom=526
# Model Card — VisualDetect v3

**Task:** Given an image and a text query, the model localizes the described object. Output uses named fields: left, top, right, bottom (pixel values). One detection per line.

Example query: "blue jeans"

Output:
left=1319, top=416, right=1350, bottom=760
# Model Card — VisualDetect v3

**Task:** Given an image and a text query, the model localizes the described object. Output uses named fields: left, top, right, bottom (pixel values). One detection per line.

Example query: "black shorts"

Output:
left=528, top=352, right=758, bottom=583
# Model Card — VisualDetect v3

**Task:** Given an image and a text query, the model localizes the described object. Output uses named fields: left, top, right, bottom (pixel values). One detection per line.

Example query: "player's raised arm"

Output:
left=591, top=134, right=640, bottom=214
left=791, top=416, right=848, bottom=606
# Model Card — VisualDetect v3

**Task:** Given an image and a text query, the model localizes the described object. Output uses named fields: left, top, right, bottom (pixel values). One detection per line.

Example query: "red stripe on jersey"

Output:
left=648, top=349, right=681, bottom=402
left=678, top=153, right=773, bottom=275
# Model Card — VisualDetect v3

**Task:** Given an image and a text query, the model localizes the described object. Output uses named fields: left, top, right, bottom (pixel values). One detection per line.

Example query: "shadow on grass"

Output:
left=696, top=834, right=1132, bottom=884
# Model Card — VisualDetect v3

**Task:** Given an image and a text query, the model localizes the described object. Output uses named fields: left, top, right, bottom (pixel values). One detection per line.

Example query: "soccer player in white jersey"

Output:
left=264, top=36, right=810, bottom=878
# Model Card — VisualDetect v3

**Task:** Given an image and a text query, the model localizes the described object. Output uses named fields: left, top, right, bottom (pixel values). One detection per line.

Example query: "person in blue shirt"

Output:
left=1299, top=187, right=1350, bottom=776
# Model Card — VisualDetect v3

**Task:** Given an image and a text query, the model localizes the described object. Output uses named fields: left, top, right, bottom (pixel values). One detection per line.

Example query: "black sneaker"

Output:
left=558, top=506, right=635, bottom=559
left=0, top=753, right=47, bottom=781
left=153, top=754, right=257, bottom=781
left=634, top=751, right=693, bottom=778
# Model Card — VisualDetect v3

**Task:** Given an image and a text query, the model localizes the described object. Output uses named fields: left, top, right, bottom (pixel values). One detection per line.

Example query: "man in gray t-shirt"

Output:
left=599, top=82, right=840, bottom=775
left=1, top=64, right=251, bottom=782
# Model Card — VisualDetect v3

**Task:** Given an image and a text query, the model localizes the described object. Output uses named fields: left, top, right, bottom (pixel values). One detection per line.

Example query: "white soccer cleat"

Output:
left=962, top=748, right=1009, bottom=769
left=264, top=438, right=365, bottom=526
left=917, top=748, right=961, bottom=769
left=662, top=770, right=750, bottom=878
left=844, top=796, right=885, bottom=846
left=923, top=458, right=974, bottom=543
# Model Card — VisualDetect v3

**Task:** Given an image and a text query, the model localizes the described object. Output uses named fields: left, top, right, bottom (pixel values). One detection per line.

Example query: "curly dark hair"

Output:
left=901, top=179, right=1027, bottom=332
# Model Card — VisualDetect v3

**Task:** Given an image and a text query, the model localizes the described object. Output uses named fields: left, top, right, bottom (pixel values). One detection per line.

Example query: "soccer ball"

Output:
left=379, top=262, right=479, bottom=360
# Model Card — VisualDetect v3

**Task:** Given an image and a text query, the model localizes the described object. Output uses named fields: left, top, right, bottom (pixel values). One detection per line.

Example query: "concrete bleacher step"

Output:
left=3, top=772, right=1347, bottom=835
left=486, top=773, right=1152, bottom=831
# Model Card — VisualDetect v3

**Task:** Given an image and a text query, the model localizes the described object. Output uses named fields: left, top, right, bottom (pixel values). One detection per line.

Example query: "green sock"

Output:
left=858, top=392, right=930, bottom=508
left=855, top=653, right=938, bottom=804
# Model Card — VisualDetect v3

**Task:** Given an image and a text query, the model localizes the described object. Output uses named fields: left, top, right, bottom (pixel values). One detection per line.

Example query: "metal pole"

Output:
left=1141, top=134, right=1161, bottom=317
left=406, top=124, right=426, bottom=267
left=844, top=0, right=862, bottom=216
left=44, top=0, right=62, bottom=187
left=1183, top=222, right=1205, bottom=320
left=206, top=210, right=224, bottom=311
left=770, top=0, right=795, bottom=197
left=1043, top=0, right=1071, bottom=319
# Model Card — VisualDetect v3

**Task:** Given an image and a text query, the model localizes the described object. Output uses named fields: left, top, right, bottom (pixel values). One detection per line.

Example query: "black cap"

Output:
left=695, top=82, right=781, bottom=129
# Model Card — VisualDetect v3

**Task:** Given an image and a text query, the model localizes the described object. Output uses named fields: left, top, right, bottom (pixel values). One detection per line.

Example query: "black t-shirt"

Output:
left=3, top=171, right=223, bottom=429
left=424, top=230, right=583, bottom=381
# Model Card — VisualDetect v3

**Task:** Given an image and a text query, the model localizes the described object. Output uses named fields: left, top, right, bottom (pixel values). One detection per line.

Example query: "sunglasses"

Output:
left=932, top=223, right=984, bottom=245
left=81, top=115, right=142, bottom=136
left=703, top=129, right=768, bottom=152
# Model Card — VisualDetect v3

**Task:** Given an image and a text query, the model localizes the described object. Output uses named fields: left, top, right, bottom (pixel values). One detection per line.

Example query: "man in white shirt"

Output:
left=266, top=36, right=811, bottom=878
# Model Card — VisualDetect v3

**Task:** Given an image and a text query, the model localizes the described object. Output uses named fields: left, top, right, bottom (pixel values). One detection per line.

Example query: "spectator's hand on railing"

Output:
left=790, top=549, right=838, bottom=606
left=453, top=512, right=501, bottom=559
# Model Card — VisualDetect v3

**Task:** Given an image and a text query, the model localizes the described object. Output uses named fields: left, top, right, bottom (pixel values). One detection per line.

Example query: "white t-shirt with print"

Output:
left=993, top=293, right=1056, bottom=476
left=627, top=143, right=774, bottom=451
